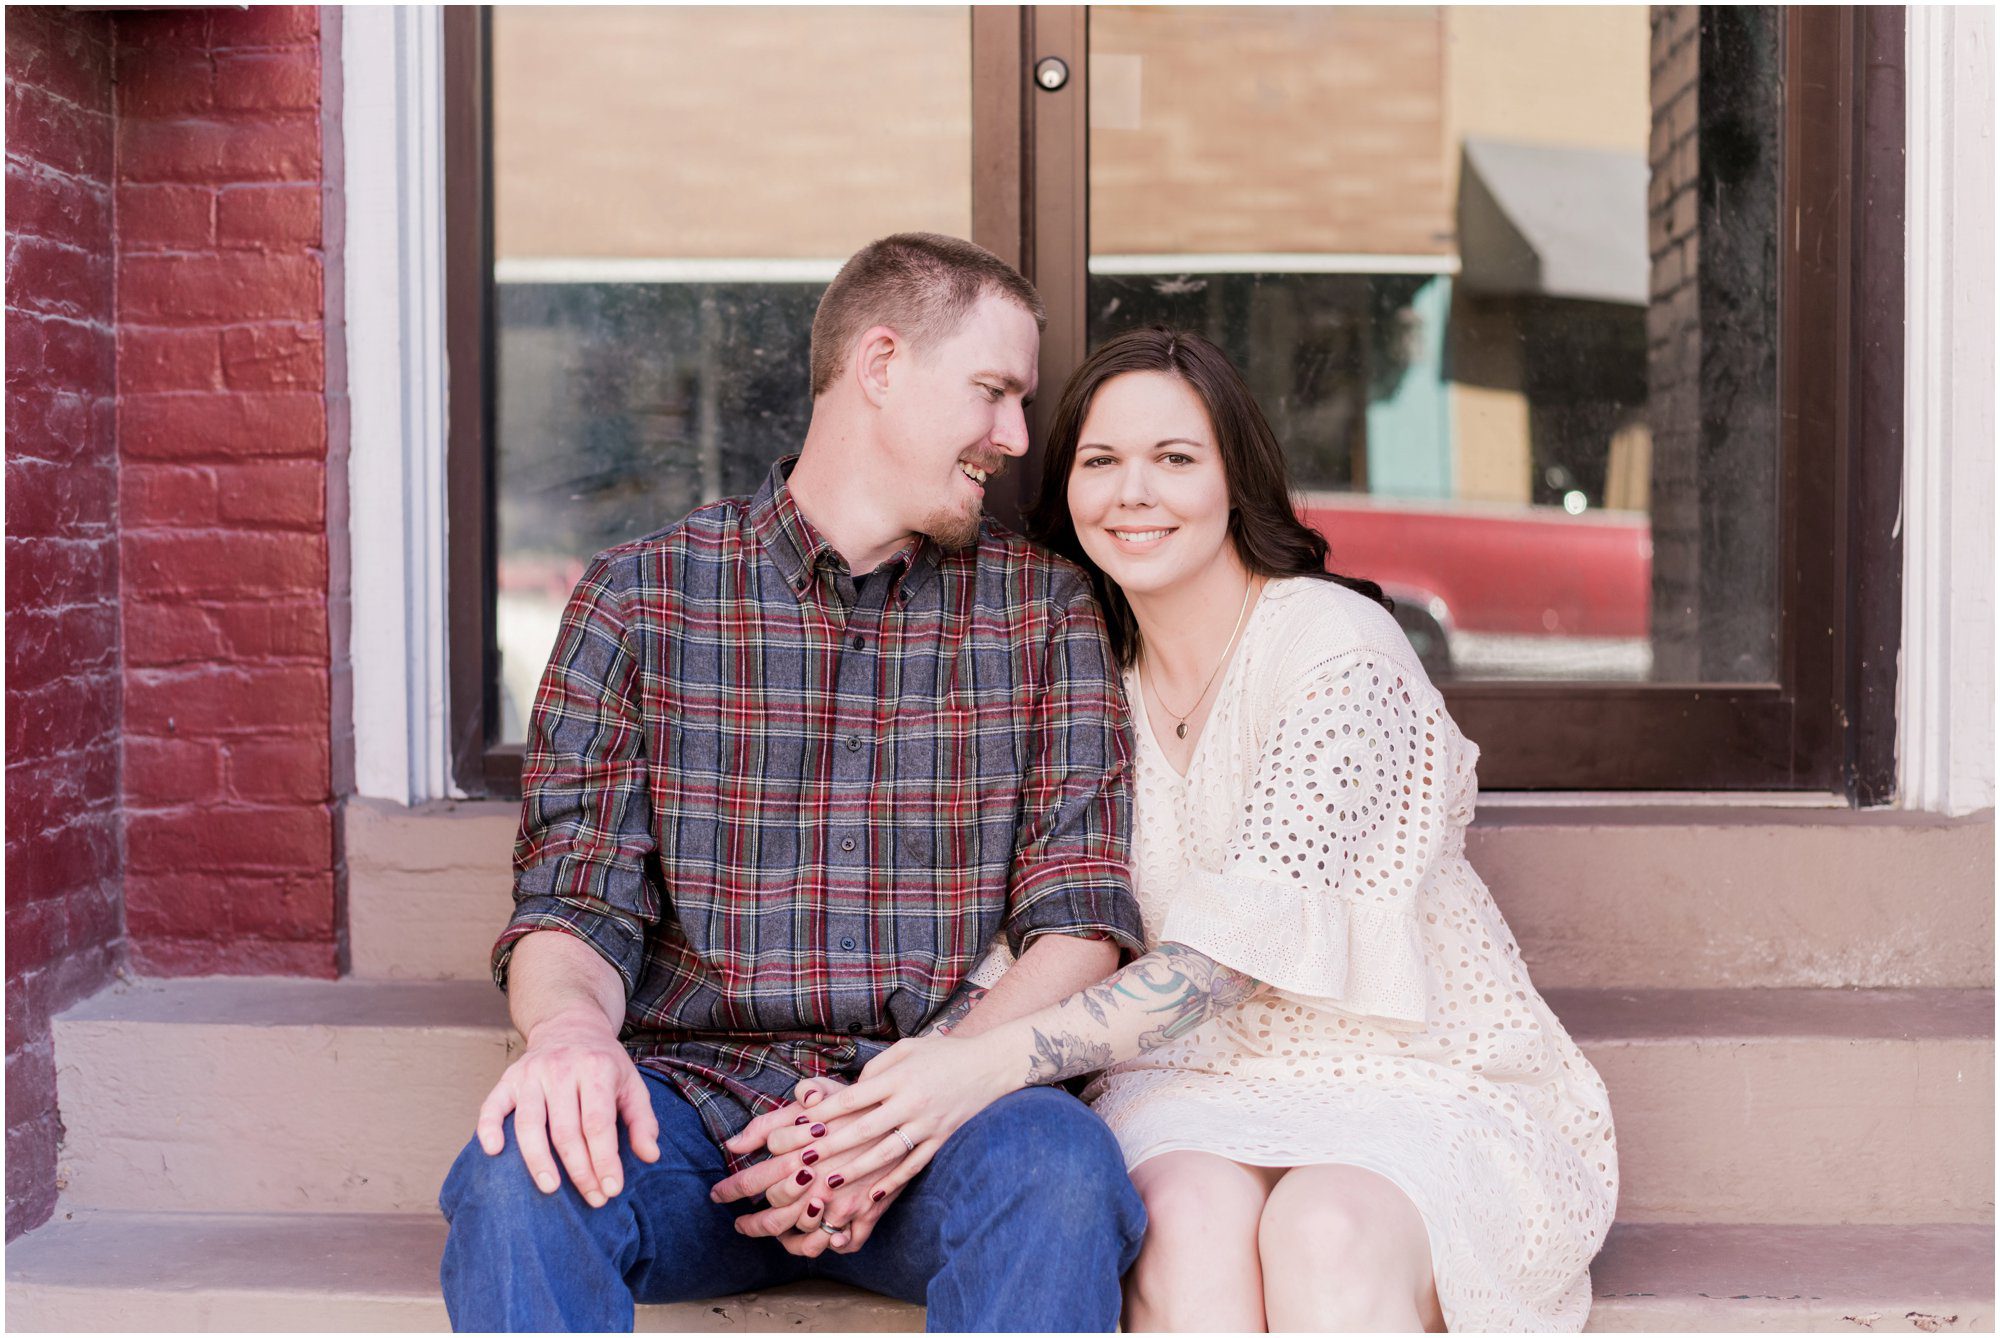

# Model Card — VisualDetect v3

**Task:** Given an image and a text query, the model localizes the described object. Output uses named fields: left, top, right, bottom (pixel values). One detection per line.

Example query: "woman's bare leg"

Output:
left=1123, top=1151, right=1279, bottom=1331
left=1257, top=1164, right=1445, bottom=1332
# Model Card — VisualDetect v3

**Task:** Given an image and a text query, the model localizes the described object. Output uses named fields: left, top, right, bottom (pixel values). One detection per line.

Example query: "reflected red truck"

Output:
left=1299, top=493, right=1653, bottom=679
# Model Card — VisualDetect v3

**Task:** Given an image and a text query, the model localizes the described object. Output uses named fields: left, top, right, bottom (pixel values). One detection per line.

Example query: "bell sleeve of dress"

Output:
left=490, top=550, right=659, bottom=998
left=1157, top=650, right=1445, bottom=1024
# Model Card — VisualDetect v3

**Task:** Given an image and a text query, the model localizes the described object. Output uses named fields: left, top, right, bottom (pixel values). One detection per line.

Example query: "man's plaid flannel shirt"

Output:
left=492, top=458, right=1143, bottom=1157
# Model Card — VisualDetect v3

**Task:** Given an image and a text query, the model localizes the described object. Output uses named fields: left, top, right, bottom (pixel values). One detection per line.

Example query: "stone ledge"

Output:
left=8, top=1211, right=1992, bottom=1332
left=48, top=981, right=1996, bottom=1224
left=345, top=798, right=1997, bottom=989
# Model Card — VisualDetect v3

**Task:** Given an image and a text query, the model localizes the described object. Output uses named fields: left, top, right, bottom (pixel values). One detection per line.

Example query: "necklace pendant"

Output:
left=1175, top=721, right=1189, bottom=740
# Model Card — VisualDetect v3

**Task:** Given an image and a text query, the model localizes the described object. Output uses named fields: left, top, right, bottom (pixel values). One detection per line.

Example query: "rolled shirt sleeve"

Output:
left=1003, top=584, right=1145, bottom=959
left=491, top=551, right=660, bottom=997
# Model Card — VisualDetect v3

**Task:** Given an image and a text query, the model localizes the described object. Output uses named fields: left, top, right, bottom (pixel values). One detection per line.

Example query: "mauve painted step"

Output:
left=1556, top=987, right=1995, bottom=1226
left=344, top=799, right=1997, bottom=990
left=49, top=979, right=1994, bottom=1224
left=7, top=1211, right=1990, bottom=1332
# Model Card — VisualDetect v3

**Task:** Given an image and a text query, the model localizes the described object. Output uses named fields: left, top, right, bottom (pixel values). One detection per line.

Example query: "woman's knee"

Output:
left=1136, top=1152, right=1256, bottom=1272
left=1125, top=1155, right=1270, bottom=1329
left=1132, top=1153, right=1267, bottom=1256
left=1257, top=1169, right=1433, bottom=1318
left=1259, top=1188, right=1369, bottom=1263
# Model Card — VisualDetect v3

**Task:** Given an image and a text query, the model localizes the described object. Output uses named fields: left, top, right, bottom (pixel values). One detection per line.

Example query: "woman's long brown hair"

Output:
left=1027, top=326, right=1390, bottom=666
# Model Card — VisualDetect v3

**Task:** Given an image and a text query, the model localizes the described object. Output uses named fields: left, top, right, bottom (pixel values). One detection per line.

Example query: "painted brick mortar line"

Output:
left=3, top=86, right=116, bottom=119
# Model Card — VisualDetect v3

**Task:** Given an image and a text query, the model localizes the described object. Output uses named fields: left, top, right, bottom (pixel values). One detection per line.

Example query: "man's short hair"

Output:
left=809, top=233, right=1047, bottom=398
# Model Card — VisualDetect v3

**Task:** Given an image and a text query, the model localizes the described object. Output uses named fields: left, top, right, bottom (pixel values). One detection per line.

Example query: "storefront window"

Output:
left=489, top=6, right=972, bottom=741
left=1086, top=6, right=1780, bottom=685
left=454, top=6, right=1885, bottom=793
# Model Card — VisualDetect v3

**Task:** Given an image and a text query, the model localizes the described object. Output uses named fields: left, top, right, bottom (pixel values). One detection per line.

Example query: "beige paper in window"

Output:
left=1091, top=53, right=1143, bottom=132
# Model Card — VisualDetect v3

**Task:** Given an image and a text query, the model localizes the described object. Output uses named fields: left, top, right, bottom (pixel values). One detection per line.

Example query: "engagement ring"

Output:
left=893, top=1126, right=916, bottom=1154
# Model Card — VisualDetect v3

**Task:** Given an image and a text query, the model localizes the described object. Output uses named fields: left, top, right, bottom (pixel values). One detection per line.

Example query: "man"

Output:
left=438, top=233, right=1147, bottom=1331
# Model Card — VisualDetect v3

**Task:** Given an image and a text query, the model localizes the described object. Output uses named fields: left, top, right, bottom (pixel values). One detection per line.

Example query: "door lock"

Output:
left=1034, top=56, right=1069, bottom=92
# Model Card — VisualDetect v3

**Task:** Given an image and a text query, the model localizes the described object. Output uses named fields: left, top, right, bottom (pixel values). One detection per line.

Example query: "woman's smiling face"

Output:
left=1066, top=370, right=1235, bottom=598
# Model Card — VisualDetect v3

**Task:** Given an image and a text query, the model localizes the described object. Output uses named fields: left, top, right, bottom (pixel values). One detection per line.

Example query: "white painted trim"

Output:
left=1900, top=7, right=1996, bottom=817
left=492, top=253, right=1463, bottom=284
left=344, top=6, right=453, bottom=805
left=1088, top=252, right=1460, bottom=276
left=1478, top=791, right=1846, bottom=810
left=496, top=257, right=842, bottom=285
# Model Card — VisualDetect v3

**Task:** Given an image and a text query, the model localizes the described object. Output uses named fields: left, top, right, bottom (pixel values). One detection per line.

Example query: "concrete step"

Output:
left=1557, top=988, right=1995, bottom=1224
left=52, top=978, right=1993, bottom=1224
left=345, top=798, right=1997, bottom=990
left=52, top=979, right=520, bottom=1217
left=7, top=1210, right=1991, bottom=1331
left=3, top=1210, right=918, bottom=1332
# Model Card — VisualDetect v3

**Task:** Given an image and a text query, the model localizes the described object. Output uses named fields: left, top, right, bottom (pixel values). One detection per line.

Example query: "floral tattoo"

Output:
left=1023, top=943, right=1263, bottom=1085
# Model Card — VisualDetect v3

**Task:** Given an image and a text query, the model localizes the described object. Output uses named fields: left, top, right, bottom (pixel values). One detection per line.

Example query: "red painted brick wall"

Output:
left=6, top=4, right=347, bottom=1240
left=115, top=6, right=346, bottom=977
left=5, top=7, right=123, bottom=1241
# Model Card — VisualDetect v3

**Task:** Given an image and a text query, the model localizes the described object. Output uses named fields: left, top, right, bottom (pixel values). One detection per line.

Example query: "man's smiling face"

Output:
left=877, top=291, right=1040, bottom=550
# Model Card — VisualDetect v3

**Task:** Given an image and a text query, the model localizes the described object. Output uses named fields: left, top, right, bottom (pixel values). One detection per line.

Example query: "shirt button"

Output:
left=840, top=936, right=857, bottom=951
left=846, top=1022, right=865, bottom=1034
left=845, top=735, right=862, bottom=752
left=840, top=837, right=856, bottom=852
left=851, top=633, right=866, bottom=651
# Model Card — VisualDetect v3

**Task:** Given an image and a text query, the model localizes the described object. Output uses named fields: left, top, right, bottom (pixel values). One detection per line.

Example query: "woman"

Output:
left=733, top=329, right=1617, bottom=1331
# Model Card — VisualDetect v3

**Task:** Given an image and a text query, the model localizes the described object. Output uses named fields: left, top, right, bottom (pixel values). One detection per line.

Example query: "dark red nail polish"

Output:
left=827, top=1174, right=845, bottom=1189
left=801, top=1149, right=819, bottom=1166
left=871, top=1189, right=886, bottom=1202
left=795, top=1169, right=813, bottom=1185
left=805, top=1202, right=821, bottom=1218
left=793, top=1115, right=810, bottom=1126
left=811, top=1123, right=826, bottom=1137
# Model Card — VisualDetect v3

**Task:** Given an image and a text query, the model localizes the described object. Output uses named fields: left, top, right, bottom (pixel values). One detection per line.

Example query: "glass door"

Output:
left=487, top=6, right=975, bottom=742
left=452, top=7, right=1870, bottom=794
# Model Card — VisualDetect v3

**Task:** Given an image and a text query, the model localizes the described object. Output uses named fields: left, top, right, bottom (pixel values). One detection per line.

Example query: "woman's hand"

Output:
left=717, top=1081, right=909, bottom=1255
left=718, top=1034, right=1021, bottom=1212
left=745, top=1162, right=909, bottom=1257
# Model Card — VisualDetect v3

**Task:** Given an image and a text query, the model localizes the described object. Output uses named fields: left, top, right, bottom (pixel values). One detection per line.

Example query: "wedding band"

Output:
left=892, top=1126, right=916, bottom=1154
left=820, top=1221, right=844, bottom=1235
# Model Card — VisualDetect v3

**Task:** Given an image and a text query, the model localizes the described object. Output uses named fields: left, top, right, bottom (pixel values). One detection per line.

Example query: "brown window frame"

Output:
left=445, top=6, right=1903, bottom=800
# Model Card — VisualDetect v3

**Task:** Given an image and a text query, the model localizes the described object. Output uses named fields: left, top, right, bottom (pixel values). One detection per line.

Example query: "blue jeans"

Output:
left=438, top=1070, right=1146, bottom=1331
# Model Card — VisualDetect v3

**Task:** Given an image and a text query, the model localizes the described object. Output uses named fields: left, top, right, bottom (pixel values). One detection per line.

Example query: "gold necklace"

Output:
left=1147, top=578, right=1255, bottom=741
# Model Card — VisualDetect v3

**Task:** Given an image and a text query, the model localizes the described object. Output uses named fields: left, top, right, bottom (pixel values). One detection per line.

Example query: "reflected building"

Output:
left=490, top=6, right=1776, bottom=734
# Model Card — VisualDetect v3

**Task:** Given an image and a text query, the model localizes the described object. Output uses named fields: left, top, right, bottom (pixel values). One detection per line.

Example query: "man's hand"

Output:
left=475, top=1006, right=661, bottom=1207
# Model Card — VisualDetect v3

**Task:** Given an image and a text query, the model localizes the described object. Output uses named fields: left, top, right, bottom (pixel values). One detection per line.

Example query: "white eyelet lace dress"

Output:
left=1083, top=576, right=1618, bottom=1332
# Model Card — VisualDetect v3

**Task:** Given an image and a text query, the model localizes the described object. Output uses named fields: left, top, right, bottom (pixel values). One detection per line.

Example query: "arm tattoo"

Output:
left=919, top=982, right=989, bottom=1037
left=1022, top=943, right=1263, bottom=1085
left=1028, top=1027, right=1114, bottom=1080
left=1077, top=986, right=1110, bottom=1027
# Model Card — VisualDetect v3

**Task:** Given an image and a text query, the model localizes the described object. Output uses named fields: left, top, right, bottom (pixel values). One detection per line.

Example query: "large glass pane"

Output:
left=1087, top=6, right=1780, bottom=685
left=491, top=6, right=972, bottom=741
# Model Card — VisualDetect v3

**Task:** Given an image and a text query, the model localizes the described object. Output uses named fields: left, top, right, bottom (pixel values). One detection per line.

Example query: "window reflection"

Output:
left=490, top=7, right=971, bottom=742
left=1087, top=6, right=1779, bottom=685
left=487, top=5, right=1782, bottom=716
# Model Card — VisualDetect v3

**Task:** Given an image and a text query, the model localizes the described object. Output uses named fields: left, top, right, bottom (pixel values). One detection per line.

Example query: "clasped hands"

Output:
left=478, top=1015, right=1017, bottom=1260
left=704, top=1077, right=900, bottom=1256
left=710, top=1031, right=1021, bottom=1257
